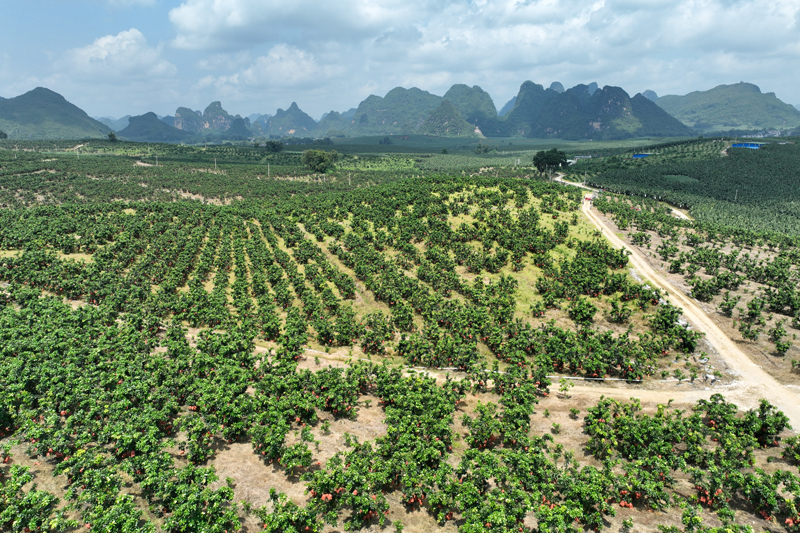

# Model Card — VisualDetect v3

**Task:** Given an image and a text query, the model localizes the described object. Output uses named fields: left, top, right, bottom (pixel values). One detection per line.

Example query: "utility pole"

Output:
left=268, top=163, right=270, bottom=178
left=734, top=189, right=738, bottom=202
left=214, top=158, right=217, bottom=170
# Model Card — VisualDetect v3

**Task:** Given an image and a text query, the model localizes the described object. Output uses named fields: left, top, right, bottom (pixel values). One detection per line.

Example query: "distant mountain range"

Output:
left=499, top=82, right=691, bottom=140
left=655, top=82, right=800, bottom=132
left=1, top=81, right=798, bottom=142
left=96, top=115, right=131, bottom=132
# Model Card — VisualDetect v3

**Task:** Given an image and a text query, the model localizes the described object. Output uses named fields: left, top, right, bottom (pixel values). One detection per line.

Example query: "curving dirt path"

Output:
left=569, top=181, right=800, bottom=430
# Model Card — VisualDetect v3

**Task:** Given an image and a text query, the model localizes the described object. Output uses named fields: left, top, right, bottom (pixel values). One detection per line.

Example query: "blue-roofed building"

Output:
left=632, top=153, right=650, bottom=158
left=731, top=143, right=761, bottom=149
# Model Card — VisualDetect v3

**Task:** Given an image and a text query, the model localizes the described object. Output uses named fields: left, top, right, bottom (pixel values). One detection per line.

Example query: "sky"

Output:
left=1, top=0, right=798, bottom=120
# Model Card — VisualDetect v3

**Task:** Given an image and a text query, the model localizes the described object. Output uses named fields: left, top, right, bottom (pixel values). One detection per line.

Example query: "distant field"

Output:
left=332, top=134, right=695, bottom=155
left=586, top=140, right=800, bottom=234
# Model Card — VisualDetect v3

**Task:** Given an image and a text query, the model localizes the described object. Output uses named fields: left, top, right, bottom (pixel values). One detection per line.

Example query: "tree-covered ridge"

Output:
left=264, top=102, right=317, bottom=136
left=0, top=87, right=111, bottom=140
left=442, top=84, right=498, bottom=133
left=503, top=83, right=694, bottom=140
left=419, top=100, right=478, bottom=137
left=173, top=107, right=204, bottom=134
left=202, top=101, right=234, bottom=131
left=351, top=87, right=444, bottom=135
left=118, top=113, right=193, bottom=143
left=657, top=82, right=800, bottom=132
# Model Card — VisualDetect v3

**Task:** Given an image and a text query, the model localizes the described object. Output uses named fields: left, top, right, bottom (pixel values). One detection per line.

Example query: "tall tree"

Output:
left=301, top=149, right=338, bottom=173
left=533, top=148, right=567, bottom=173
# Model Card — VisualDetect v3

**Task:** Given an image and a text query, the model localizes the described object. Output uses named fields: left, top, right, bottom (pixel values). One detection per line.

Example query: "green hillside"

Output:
left=498, top=97, right=516, bottom=116
left=442, top=84, right=497, bottom=133
left=504, top=83, right=693, bottom=140
left=174, top=107, right=204, bottom=134
left=0, top=87, right=111, bottom=140
left=503, top=81, right=553, bottom=136
left=118, top=112, right=192, bottom=143
left=656, top=82, right=800, bottom=132
left=419, top=100, right=478, bottom=137
left=315, top=111, right=349, bottom=137
left=265, top=102, right=317, bottom=136
left=225, top=117, right=252, bottom=139
left=629, top=94, right=695, bottom=137
left=350, top=87, right=442, bottom=135
left=202, top=101, right=233, bottom=131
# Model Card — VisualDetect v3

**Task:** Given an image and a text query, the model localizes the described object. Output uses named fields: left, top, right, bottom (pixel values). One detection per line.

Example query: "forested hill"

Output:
left=657, top=82, right=800, bottom=132
left=5, top=80, right=799, bottom=141
left=0, top=87, right=111, bottom=140
left=118, top=113, right=192, bottom=143
left=503, top=83, right=694, bottom=140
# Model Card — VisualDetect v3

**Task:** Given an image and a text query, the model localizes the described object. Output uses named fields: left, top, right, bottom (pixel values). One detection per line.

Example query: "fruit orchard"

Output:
left=1, top=140, right=799, bottom=532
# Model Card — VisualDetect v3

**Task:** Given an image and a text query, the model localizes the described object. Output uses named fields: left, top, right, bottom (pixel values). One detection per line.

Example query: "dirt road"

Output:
left=577, top=189, right=800, bottom=430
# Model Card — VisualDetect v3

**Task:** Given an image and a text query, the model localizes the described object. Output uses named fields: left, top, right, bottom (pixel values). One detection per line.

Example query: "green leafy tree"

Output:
left=532, top=148, right=567, bottom=173
left=568, top=296, right=597, bottom=325
left=302, top=149, right=339, bottom=173
left=0, top=130, right=7, bottom=139
left=265, top=140, right=284, bottom=152
left=255, top=489, right=321, bottom=533
left=107, top=131, right=117, bottom=142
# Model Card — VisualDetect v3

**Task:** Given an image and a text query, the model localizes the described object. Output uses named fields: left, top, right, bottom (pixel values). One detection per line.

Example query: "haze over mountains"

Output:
left=1, top=81, right=797, bottom=142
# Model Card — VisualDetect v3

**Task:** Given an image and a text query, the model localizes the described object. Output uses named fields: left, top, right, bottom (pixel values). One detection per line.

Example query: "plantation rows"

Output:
left=3, top=139, right=800, bottom=532
left=587, top=143, right=800, bottom=235
left=0, top=143, right=539, bottom=209
left=0, top=176, right=709, bottom=382
left=2, top=285, right=800, bottom=532
left=594, top=195, right=800, bottom=365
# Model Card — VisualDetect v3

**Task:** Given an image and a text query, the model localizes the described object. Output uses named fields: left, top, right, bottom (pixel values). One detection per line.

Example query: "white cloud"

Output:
left=60, top=29, right=176, bottom=81
left=18, top=0, right=789, bottom=118
left=196, top=51, right=253, bottom=71
left=166, top=0, right=800, bottom=118
left=240, top=45, right=335, bottom=87
left=193, top=44, right=346, bottom=108
left=169, top=0, right=424, bottom=49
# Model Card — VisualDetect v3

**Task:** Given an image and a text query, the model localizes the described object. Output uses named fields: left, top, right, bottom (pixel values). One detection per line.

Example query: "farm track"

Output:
left=553, top=177, right=800, bottom=430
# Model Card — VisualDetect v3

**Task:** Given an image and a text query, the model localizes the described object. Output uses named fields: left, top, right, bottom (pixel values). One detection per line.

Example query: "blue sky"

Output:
left=2, top=0, right=798, bottom=120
